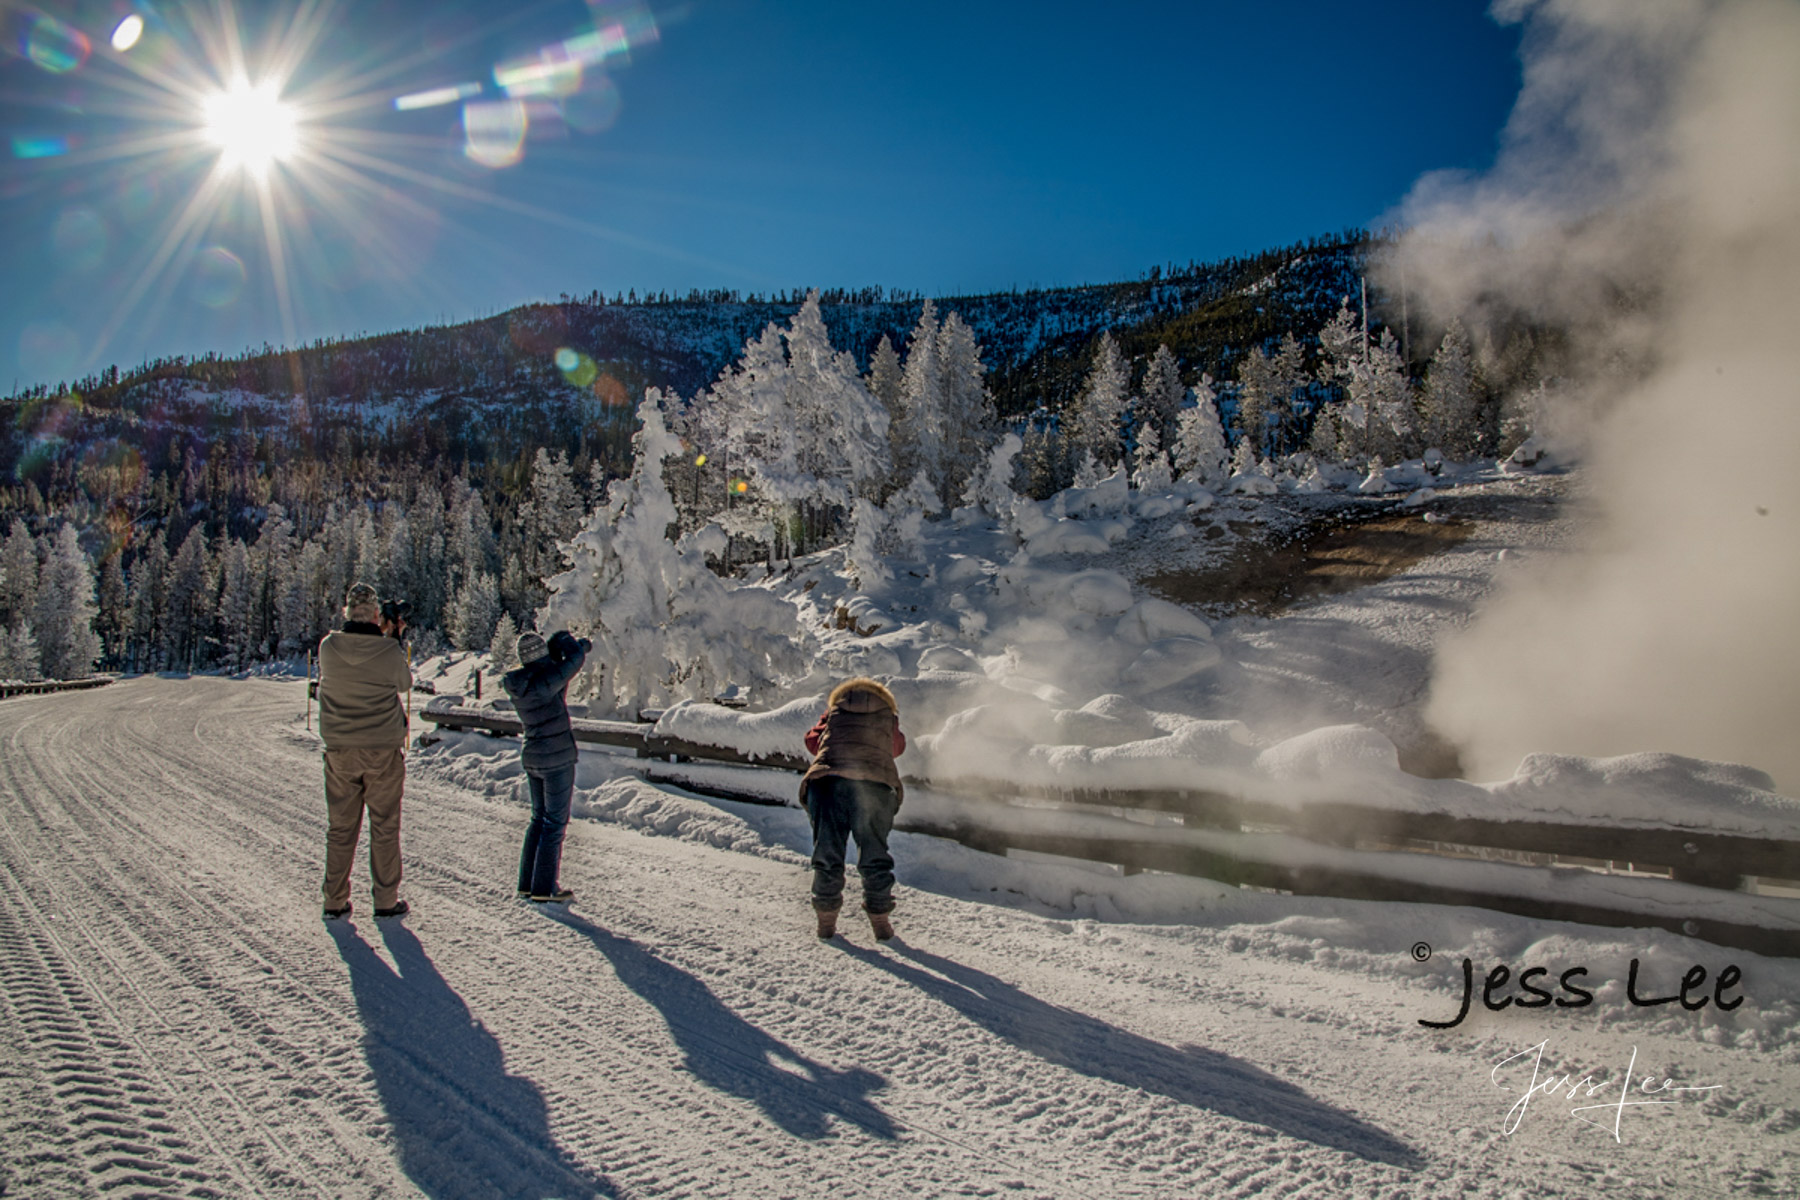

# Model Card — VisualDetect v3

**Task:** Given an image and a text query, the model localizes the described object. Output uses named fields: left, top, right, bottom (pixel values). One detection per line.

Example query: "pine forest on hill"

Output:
left=0, top=227, right=1576, bottom=682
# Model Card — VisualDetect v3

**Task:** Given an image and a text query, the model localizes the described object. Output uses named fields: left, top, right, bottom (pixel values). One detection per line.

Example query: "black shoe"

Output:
left=373, top=900, right=410, bottom=919
left=529, top=888, right=574, bottom=904
left=323, top=904, right=351, bottom=921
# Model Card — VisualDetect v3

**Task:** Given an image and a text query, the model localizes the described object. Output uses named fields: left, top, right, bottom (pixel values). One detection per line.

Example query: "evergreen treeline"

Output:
left=0, top=229, right=1567, bottom=680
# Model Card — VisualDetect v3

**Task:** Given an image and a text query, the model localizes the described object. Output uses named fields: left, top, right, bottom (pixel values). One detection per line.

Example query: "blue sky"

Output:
left=0, top=1, right=1523, bottom=392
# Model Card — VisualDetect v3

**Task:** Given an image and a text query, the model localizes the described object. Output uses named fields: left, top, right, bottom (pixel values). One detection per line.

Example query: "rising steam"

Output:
left=1405, top=0, right=1800, bottom=794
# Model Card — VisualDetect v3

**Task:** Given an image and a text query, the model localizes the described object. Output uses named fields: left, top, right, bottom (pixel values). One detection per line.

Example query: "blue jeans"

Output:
left=806, top=777, right=899, bottom=914
left=518, top=765, right=575, bottom=896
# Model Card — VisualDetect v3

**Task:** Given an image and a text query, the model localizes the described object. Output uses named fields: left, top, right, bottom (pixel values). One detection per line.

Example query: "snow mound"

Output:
left=654, top=695, right=821, bottom=760
left=1487, top=751, right=1800, bottom=836
left=1256, top=725, right=1404, bottom=781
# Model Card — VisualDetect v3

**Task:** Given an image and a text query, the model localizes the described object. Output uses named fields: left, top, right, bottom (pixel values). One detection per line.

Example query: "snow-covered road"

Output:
left=2, top=678, right=1794, bottom=1198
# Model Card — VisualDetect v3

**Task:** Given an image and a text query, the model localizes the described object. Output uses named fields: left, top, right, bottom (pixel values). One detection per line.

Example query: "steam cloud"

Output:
left=1405, top=0, right=1800, bottom=793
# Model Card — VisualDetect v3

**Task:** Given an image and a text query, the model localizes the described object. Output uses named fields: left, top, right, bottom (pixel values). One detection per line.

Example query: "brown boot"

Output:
left=868, top=912, right=894, bottom=942
left=815, top=908, right=839, bottom=939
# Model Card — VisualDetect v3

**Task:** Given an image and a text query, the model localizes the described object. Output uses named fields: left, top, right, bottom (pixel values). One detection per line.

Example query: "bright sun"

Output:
left=201, top=82, right=298, bottom=176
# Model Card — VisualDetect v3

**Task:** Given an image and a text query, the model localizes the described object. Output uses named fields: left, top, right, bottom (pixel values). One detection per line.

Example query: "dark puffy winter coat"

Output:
left=501, top=631, right=591, bottom=773
left=799, top=677, right=906, bottom=807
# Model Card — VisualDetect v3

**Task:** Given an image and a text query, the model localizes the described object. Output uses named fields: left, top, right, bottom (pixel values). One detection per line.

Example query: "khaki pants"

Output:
left=322, top=747, right=406, bottom=909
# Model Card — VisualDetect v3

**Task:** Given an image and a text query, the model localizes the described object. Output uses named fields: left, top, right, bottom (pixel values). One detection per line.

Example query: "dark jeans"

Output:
left=806, top=777, right=899, bottom=914
left=518, top=764, right=575, bottom=896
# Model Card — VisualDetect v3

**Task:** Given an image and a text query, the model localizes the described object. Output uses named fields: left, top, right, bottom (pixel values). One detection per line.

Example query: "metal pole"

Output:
left=305, top=649, right=312, bottom=731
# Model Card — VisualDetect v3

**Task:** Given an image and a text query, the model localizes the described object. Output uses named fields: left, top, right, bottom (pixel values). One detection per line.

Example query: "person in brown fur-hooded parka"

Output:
left=799, top=677, right=906, bottom=941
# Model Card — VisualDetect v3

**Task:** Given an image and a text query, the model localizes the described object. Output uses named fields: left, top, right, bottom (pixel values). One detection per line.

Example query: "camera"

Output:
left=381, top=598, right=413, bottom=639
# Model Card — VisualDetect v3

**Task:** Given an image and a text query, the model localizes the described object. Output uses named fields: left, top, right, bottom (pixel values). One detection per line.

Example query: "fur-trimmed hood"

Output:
left=827, top=676, right=897, bottom=714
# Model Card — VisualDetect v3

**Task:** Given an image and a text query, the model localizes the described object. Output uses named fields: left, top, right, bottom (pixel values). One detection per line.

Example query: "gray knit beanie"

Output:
left=516, top=631, right=549, bottom=664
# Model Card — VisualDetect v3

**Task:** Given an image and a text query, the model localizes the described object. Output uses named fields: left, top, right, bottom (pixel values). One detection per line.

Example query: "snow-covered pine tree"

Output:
left=866, top=334, right=903, bottom=428
left=0, top=620, right=40, bottom=682
left=489, top=610, right=519, bottom=671
left=541, top=390, right=809, bottom=717
left=446, top=569, right=501, bottom=651
left=162, top=525, right=214, bottom=669
left=893, top=300, right=947, bottom=497
left=1139, top=344, right=1185, bottom=451
left=1132, top=422, right=1173, bottom=491
left=784, top=290, right=891, bottom=532
left=0, top=519, right=37, bottom=629
left=1420, top=318, right=1478, bottom=458
left=1173, top=373, right=1229, bottom=487
left=32, top=524, right=100, bottom=679
left=216, top=538, right=256, bottom=670
left=936, top=310, right=998, bottom=503
left=960, top=431, right=1024, bottom=519
left=129, top=533, right=170, bottom=670
left=1069, top=332, right=1129, bottom=468
left=96, top=550, right=129, bottom=667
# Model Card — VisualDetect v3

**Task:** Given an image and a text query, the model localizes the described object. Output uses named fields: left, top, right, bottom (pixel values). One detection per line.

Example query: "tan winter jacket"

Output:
left=317, top=625, right=412, bottom=751
left=799, top=677, right=905, bottom=806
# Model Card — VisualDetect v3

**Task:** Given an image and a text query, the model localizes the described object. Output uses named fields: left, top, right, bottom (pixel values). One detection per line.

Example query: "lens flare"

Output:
left=560, top=75, right=622, bottom=134
left=694, top=453, right=707, bottom=467
left=201, top=81, right=298, bottom=175
left=394, top=82, right=481, bottom=111
left=111, top=15, right=145, bottom=53
left=462, top=100, right=527, bottom=168
left=731, top=478, right=749, bottom=495
left=192, top=246, right=247, bottom=307
left=25, top=14, right=91, bottom=74
left=11, top=136, right=71, bottom=159
left=556, top=348, right=598, bottom=387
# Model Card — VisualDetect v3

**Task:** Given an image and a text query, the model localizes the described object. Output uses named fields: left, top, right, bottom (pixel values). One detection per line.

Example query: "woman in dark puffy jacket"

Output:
left=502, top=629, right=591, bottom=903
left=800, top=677, right=906, bottom=941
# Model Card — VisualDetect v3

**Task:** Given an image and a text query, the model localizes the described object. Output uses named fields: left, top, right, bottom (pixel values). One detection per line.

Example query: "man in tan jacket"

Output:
left=317, top=582, right=413, bottom=920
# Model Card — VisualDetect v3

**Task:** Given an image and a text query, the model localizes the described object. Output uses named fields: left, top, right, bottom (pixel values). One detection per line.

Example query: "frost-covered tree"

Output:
left=866, top=334, right=903, bottom=427
left=163, top=526, right=214, bottom=668
left=96, top=550, right=129, bottom=667
left=1172, top=374, right=1229, bottom=487
left=1316, top=300, right=1415, bottom=464
left=0, top=620, right=41, bottom=682
left=875, top=469, right=942, bottom=561
left=447, top=569, right=501, bottom=651
left=0, top=519, right=37, bottom=629
left=488, top=610, right=519, bottom=671
left=1069, top=332, right=1129, bottom=468
left=33, top=525, right=100, bottom=679
left=1131, top=422, right=1172, bottom=491
left=129, top=533, right=170, bottom=669
left=520, top=448, right=584, bottom=588
left=541, top=391, right=809, bottom=716
left=1139, top=344, right=1185, bottom=450
left=1233, top=334, right=1306, bottom=459
left=892, top=300, right=946, bottom=495
left=1420, top=318, right=1478, bottom=457
left=960, top=432, right=1023, bottom=518
left=936, top=310, right=998, bottom=503
left=216, top=538, right=256, bottom=669
left=784, top=290, right=891, bottom=515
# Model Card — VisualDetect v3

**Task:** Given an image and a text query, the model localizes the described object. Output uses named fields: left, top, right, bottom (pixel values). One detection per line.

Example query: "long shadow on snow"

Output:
left=329, top=920, right=618, bottom=1199
left=841, top=941, right=1421, bottom=1169
left=546, top=909, right=898, bottom=1141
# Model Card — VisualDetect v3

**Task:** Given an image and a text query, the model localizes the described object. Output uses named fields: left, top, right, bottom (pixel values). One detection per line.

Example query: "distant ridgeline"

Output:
left=2, top=229, right=1377, bottom=496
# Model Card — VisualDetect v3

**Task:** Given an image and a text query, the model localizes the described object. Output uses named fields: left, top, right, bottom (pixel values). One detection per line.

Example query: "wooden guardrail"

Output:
left=0, top=676, right=115, bottom=699
left=420, top=703, right=1800, bottom=957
